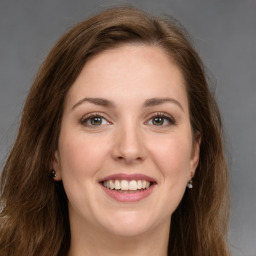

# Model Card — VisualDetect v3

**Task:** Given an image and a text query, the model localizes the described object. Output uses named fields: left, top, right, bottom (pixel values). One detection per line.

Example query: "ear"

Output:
left=189, top=132, right=201, bottom=177
left=50, top=150, right=62, bottom=181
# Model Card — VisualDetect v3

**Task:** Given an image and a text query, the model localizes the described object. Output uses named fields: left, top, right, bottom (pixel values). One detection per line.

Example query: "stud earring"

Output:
left=187, top=179, right=193, bottom=189
left=51, top=170, right=57, bottom=178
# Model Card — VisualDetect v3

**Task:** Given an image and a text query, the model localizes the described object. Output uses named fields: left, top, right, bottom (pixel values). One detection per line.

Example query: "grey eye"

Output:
left=81, top=115, right=110, bottom=127
left=147, top=115, right=175, bottom=126
left=152, top=117, right=165, bottom=126
left=90, top=117, right=103, bottom=126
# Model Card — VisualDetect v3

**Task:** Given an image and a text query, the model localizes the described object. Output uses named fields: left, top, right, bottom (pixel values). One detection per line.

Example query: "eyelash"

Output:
left=80, top=112, right=176, bottom=128
left=80, top=113, right=110, bottom=128
left=145, top=112, right=176, bottom=126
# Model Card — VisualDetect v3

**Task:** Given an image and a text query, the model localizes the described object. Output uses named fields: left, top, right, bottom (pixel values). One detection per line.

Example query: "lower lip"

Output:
left=100, top=184, right=155, bottom=202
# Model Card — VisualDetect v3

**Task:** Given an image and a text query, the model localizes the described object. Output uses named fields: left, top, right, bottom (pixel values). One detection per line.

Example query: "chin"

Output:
left=105, top=221, right=152, bottom=237
left=97, top=210, right=163, bottom=237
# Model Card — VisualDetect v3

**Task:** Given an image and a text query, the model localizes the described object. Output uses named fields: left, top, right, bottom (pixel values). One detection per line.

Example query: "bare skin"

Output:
left=52, top=45, right=200, bottom=255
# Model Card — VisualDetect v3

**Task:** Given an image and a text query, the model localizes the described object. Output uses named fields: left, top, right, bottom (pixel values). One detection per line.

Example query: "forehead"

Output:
left=65, top=44, right=188, bottom=111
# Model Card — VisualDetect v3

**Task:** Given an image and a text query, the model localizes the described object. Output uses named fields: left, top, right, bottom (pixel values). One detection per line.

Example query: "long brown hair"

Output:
left=0, top=6, right=229, bottom=256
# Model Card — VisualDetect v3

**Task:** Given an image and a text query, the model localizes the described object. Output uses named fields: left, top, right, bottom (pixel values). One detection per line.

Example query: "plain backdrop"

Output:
left=0, top=0, right=255, bottom=255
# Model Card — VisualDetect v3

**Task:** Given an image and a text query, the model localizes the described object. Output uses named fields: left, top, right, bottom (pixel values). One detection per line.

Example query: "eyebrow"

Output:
left=72, top=97, right=116, bottom=110
left=143, top=97, right=184, bottom=111
left=72, top=97, right=184, bottom=111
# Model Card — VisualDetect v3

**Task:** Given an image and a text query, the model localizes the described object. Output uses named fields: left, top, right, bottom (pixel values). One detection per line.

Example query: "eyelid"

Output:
left=80, top=112, right=112, bottom=127
left=80, top=111, right=176, bottom=127
left=145, top=112, right=176, bottom=126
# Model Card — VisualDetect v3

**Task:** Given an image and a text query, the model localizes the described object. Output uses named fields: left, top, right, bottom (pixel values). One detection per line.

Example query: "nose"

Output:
left=111, top=123, right=146, bottom=164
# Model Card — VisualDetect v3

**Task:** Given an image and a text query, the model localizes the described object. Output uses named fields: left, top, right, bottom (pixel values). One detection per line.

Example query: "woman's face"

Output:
left=53, top=45, right=200, bottom=238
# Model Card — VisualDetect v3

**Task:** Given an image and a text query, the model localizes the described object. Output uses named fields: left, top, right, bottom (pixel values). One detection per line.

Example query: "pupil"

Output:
left=153, top=117, right=164, bottom=125
left=92, top=117, right=102, bottom=125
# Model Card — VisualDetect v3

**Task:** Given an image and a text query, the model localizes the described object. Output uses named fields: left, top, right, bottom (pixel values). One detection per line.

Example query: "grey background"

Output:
left=0, top=0, right=255, bottom=255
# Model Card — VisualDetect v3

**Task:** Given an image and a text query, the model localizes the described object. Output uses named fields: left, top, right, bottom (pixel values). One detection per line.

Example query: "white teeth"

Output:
left=137, top=180, right=142, bottom=189
left=103, top=181, right=109, bottom=188
left=120, top=180, right=129, bottom=190
left=103, top=179, right=152, bottom=191
left=129, top=180, right=137, bottom=190
left=114, top=180, right=121, bottom=190
left=109, top=180, right=115, bottom=189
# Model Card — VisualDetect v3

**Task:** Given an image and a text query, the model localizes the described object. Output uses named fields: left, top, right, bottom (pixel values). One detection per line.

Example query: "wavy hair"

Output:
left=0, top=6, right=229, bottom=256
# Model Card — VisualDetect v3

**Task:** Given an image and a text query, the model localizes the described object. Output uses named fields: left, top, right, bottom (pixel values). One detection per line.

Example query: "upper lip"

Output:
left=99, top=173, right=157, bottom=183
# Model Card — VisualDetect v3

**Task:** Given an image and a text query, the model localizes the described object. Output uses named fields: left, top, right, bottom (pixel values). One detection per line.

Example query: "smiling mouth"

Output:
left=101, top=179, right=154, bottom=193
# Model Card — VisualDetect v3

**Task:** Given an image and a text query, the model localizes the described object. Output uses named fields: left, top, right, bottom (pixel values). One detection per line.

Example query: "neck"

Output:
left=67, top=217, right=170, bottom=256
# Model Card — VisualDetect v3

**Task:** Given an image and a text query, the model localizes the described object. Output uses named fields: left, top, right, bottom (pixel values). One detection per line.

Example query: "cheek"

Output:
left=58, top=132, right=110, bottom=179
left=144, top=132, right=193, bottom=219
left=147, top=132, right=192, bottom=178
left=57, top=132, right=112, bottom=217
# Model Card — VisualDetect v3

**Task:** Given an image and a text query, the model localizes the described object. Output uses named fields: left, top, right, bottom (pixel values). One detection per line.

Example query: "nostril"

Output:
left=114, top=154, right=144, bottom=164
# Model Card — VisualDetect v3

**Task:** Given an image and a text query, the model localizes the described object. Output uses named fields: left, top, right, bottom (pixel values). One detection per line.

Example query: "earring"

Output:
left=187, top=179, right=193, bottom=189
left=51, top=170, right=57, bottom=178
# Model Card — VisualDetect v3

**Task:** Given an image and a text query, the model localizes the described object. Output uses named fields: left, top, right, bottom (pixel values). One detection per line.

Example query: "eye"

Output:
left=81, top=113, right=110, bottom=127
left=146, top=113, right=176, bottom=126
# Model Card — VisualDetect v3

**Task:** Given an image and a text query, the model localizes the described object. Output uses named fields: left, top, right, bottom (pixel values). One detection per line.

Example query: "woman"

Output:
left=0, top=6, right=230, bottom=256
